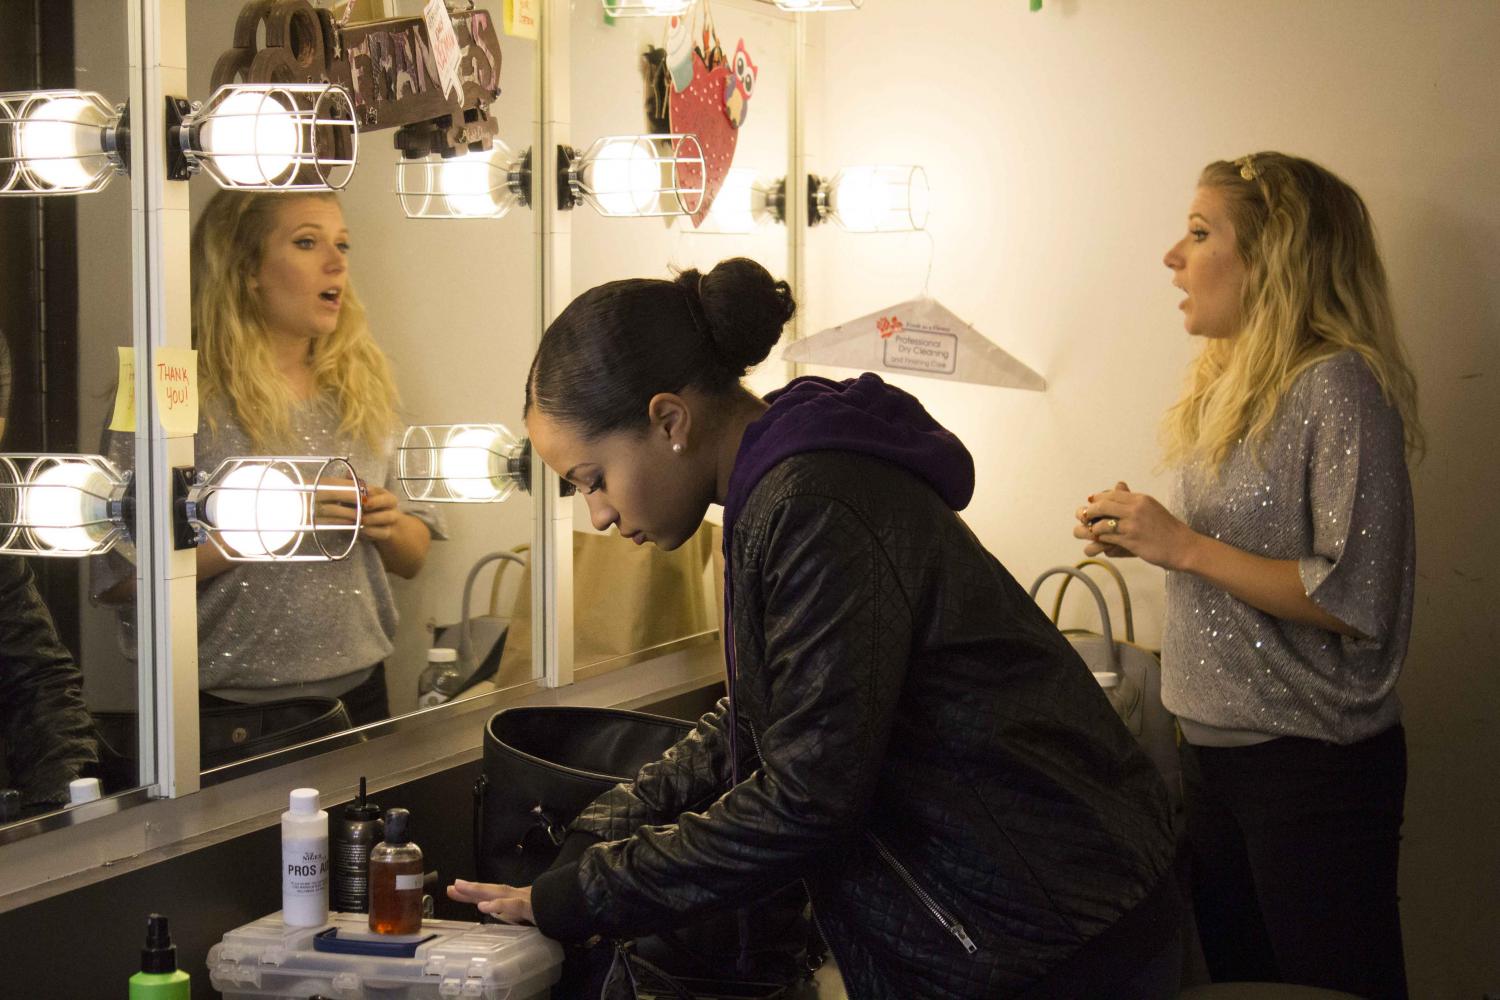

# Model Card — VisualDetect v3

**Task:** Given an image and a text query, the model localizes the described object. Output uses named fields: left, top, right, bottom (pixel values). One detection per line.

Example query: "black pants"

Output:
left=1180, top=724, right=1408, bottom=999
left=337, top=663, right=391, bottom=727
left=200, top=663, right=390, bottom=729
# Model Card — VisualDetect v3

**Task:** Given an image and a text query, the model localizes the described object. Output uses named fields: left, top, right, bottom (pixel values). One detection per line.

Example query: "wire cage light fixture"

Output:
left=771, top=0, right=864, bottom=11
left=187, top=456, right=363, bottom=562
left=0, top=454, right=132, bottom=557
left=398, top=424, right=528, bottom=503
left=397, top=142, right=532, bottom=220
left=0, top=90, right=129, bottom=197
left=600, top=0, right=694, bottom=16
left=808, top=164, right=930, bottom=232
left=683, top=166, right=774, bottom=234
left=558, top=134, right=706, bottom=218
left=168, top=83, right=358, bottom=191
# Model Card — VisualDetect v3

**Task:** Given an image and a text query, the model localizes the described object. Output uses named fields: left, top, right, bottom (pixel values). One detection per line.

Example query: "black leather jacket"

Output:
left=534, top=453, right=1175, bottom=997
left=0, top=556, right=98, bottom=810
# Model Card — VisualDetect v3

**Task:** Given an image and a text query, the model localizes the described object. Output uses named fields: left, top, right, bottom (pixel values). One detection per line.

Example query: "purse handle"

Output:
left=459, top=550, right=528, bottom=672
left=1047, top=558, right=1134, bottom=643
left=1028, top=566, right=1119, bottom=676
left=487, top=544, right=529, bottom=617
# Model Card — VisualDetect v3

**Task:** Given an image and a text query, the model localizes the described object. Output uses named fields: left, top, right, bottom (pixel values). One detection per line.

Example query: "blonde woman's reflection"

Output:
left=97, top=191, right=439, bottom=726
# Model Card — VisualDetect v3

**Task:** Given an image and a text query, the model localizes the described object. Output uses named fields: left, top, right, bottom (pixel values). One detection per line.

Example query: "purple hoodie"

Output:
left=718, top=373, right=975, bottom=780
left=723, top=372, right=975, bottom=530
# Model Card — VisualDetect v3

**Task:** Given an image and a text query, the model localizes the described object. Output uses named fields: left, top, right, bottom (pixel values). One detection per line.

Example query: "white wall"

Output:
left=807, top=2, right=1499, bottom=995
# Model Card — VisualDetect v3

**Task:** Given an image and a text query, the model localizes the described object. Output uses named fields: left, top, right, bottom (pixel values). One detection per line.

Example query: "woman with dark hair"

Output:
left=1076, top=153, right=1418, bottom=998
left=451, top=258, right=1181, bottom=997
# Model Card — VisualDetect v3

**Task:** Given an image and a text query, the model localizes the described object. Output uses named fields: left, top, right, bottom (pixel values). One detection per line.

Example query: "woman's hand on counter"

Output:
left=447, top=878, right=534, bottom=925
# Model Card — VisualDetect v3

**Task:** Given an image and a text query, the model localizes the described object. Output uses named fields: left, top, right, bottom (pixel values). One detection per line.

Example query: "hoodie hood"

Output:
left=723, top=373, right=975, bottom=531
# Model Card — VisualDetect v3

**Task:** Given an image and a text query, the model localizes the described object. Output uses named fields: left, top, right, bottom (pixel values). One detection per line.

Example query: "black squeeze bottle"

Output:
left=331, top=777, right=383, bottom=913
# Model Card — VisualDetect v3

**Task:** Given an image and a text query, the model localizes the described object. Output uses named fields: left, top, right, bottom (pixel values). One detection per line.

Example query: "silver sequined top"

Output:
left=97, top=394, right=440, bottom=696
left=1164, top=351, right=1415, bottom=746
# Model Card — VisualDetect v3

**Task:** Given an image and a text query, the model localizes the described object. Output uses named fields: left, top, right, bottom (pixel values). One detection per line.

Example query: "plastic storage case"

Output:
left=208, top=911, right=564, bottom=999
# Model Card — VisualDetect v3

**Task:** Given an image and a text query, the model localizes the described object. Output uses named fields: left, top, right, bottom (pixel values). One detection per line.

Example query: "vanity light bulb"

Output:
left=437, top=148, right=504, bottom=218
left=200, top=90, right=301, bottom=187
left=439, top=427, right=508, bottom=500
left=700, top=167, right=758, bottom=233
left=18, top=95, right=109, bottom=190
left=601, top=0, right=693, bottom=15
left=204, top=464, right=307, bottom=557
left=22, top=462, right=113, bottom=552
left=588, top=138, right=660, bottom=216
left=828, top=164, right=929, bottom=233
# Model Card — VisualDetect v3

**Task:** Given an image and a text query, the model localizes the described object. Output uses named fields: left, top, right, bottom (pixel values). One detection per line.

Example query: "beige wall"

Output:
left=806, top=2, right=1499, bottom=995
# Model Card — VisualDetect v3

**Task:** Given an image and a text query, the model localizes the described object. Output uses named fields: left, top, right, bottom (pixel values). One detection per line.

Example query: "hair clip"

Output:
left=1236, top=155, right=1258, bottom=181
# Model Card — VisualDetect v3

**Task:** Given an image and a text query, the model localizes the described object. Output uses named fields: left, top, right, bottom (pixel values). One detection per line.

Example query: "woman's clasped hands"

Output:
left=1074, top=481, right=1199, bottom=571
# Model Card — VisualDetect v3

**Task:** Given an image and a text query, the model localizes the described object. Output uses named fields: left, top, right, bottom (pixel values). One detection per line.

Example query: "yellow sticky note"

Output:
left=108, top=347, right=135, bottom=432
left=504, top=0, right=538, bottom=39
left=153, top=347, right=199, bottom=436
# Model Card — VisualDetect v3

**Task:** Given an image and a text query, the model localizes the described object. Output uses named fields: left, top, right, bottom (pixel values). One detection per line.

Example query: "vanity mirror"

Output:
left=0, top=0, right=153, bottom=837
left=0, top=0, right=804, bottom=854
left=168, top=0, right=542, bottom=776
left=562, top=0, right=798, bottom=679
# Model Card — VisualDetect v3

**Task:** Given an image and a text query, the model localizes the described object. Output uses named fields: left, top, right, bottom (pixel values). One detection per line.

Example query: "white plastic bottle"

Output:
left=281, top=787, right=329, bottom=927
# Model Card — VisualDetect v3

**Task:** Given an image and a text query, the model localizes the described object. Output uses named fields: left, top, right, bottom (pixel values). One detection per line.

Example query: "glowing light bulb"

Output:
left=700, top=168, right=758, bottom=233
left=19, top=96, right=108, bottom=190
left=439, top=427, right=507, bottom=500
left=588, top=139, right=660, bottom=216
left=829, top=165, right=928, bottom=232
left=205, top=465, right=306, bottom=557
left=438, top=148, right=505, bottom=218
left=22, top=462, right=113, bottom=552
left=908, top=168, right=931, bottom=229
left=200, top=91, right=301, bottom=187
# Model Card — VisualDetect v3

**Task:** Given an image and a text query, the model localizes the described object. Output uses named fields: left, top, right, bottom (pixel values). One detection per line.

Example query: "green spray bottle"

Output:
left=128, top=913, right=190, bottom=999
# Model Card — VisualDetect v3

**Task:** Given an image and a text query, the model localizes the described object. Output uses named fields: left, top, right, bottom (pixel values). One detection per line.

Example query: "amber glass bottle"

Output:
left=368, top=808, right=423, bottom=934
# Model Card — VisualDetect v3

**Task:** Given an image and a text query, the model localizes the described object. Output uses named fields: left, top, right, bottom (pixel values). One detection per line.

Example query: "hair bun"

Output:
left=678, top=258, right=796, bottom=375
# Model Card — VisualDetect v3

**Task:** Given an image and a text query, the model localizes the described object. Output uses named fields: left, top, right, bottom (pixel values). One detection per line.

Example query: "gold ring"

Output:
left=1108, top=518, right=1119, bottom=532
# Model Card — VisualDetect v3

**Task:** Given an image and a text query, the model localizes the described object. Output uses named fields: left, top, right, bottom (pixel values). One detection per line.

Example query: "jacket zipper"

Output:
left=867, top=832, right=978, bottom=954
left=746, top=721, right=977, bottom=996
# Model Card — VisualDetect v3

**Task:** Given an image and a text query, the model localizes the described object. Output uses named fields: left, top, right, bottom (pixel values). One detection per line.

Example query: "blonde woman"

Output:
left=1075, top=153, right=1418, bottom=998
left=100, top=190, right=435, bottom=725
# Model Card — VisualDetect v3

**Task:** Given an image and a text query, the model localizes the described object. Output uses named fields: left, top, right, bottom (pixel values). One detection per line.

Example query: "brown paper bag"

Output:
left=494, top=522, right=721, bottom=686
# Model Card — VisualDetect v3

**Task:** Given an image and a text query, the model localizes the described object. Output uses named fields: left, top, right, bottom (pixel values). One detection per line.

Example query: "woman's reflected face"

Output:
left=251, top=197, right=350, bottom=341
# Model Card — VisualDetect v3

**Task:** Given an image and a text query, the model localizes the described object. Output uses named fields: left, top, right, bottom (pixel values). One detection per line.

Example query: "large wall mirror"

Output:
left=0, top=0, right=804, bottom=850
left=565, top=0, right=797, bottom=681
left=0, top=0, right=152, bottom=834
left=168, top=0, right=542, bottom=781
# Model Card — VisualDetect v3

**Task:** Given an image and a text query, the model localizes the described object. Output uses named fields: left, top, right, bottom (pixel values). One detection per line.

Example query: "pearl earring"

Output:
left=672, top=443, right=684, bottom=454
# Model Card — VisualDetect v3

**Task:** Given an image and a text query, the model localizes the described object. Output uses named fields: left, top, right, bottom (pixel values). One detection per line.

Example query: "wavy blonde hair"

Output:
left=191, top=190, right=398, bottom=453
left=1163, top=152, right=1422, bottom=473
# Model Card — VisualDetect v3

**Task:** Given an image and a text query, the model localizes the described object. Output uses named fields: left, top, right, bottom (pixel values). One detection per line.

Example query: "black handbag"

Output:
left=474, top=706, right=814, bottom=998
left=475, top=705, right=692, bottom=887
